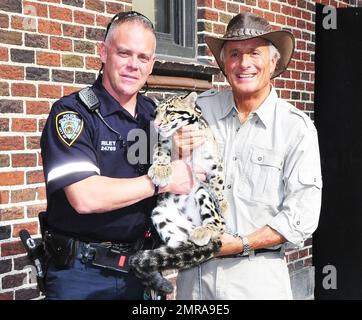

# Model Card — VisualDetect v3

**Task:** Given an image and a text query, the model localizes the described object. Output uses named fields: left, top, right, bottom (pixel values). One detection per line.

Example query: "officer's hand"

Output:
left=215, top=233, right=243, bottom=257
left=159, top=160, right=205, bottom=195
left=172, top=124, right=206, bottom=161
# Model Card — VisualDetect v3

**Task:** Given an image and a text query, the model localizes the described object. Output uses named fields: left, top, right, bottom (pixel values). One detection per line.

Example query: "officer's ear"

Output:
left=99, top=42, right=107, bottom=64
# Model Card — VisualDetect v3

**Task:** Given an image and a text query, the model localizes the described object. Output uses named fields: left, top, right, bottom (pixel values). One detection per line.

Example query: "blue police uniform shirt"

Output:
left=40, top=75, right=157, bottom=243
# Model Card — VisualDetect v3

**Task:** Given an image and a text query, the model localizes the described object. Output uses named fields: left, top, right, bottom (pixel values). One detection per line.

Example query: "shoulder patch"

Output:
left=56, top=111, right=84, bottom=146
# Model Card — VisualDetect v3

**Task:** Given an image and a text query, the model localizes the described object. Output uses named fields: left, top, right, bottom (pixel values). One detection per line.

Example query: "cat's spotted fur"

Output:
left=129, top=92, right=227, bottom=294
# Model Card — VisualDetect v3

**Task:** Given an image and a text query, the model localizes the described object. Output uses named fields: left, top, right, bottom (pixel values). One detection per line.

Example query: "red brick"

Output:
left=198, top=9, right=218, bottom=21
left=63, top=24, right=85, bottom=38
left=85, top=56, right=102, bottom=70
left=74, top=11, right=95, bottom=25
left=0, top=207, right=24, bottom=222
left=12, top=221, right=38, bottom=237
left=0, top=241, right=26, bottom=257
left=26, top=136, right=40, bottom=150
left=23, top=1, right=48, bottom=17
left=0, top=191, right=9, bottom=204
left=27, top=204, right=46, bottom=218
left=36, top=186, right=46, bottom=201
left=39, top=118, right=47, bottom=132
left=12, top=153, right=37, bottom=167
left=63, top=85, right=83, bottom=96
left=26, top=170, right=44, bottom=184
left=38, top=84, right=62, bottom=99
left=50, top=37, right=73, bottom=51
left=271, top=2, right=281, bottom=12
left=26, top=101, right=50, bottom=115
left=38, top=19, right=62, bottom=35
left=49, top=6, right=72, bottom=22
left=226, top=3, right=239, bottom=14
left=214, top=0, right=226, bottom=11
left=0, top=292, right=13, bottom=300
left=258, top=0, right=269, bottom=10
left=106, top=2, right=124, bottom=14
left=197, top=0, right=212, bottom=6
left=0, top=136, right=24, bottom=151
left=298, top=248, right=309, bottom=259
left=85, top=0, right=105, bottom=12
left=0, top=65, right=24, bottom=80
left=11, top=15, right=36, bottom=31
left=0, top=171, right=24, bottom=186
left=37, top=52, right=61, bottom=67
left=11, top=118, right=37, bottom=132
left=11, top=83, right=36, bottom=97
left=11, top=188, right=37, bottom=203
left=213, top=23, right=226, bottom=35
left=37, top=152, right=43, bottom=166
left=95, top=14, right=109, bottom=27
left=0, top=47, right=8, bottom=61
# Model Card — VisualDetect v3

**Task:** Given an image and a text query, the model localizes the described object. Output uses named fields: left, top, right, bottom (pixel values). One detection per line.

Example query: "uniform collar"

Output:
left=91, top=75, right=154, bottom=124
left=219, top=86, right=278, bottom=128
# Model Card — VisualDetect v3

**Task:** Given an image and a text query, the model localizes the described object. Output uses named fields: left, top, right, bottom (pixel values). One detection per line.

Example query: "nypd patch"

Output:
left=56, top=111, right=83, bottom=146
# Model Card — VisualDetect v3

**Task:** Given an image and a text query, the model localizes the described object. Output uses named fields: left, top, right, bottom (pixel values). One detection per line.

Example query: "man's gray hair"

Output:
left=219, top=41, right=281, bottom=64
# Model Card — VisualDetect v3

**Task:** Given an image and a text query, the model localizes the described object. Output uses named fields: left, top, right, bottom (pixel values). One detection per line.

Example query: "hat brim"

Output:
left=205, top=30, right=295, bottom=79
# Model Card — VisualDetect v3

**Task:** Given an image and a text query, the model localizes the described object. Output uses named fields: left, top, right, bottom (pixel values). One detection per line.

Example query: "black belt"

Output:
left=222, top=247, right=282, bottom=259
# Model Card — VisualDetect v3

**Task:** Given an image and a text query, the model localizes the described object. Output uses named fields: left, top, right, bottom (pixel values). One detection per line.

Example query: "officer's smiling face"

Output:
left=100, top=21, right=156, bottom=105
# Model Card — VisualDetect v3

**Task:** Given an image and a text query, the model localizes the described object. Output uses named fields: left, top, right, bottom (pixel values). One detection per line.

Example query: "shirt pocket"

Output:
left=243, top=147, right=284, bottom=204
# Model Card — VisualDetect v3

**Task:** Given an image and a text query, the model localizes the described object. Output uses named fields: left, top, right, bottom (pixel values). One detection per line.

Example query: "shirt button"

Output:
left=296, top=221, right=300, bottom=225
left=233, top=156, right=237, bottom=161
left=236, top=128, right=240, bottom=132
left=227, top=185, right=232, bottom=189
left=255, top=120, right=259, bottom=125
left=257, top=156, right=263, bottom=162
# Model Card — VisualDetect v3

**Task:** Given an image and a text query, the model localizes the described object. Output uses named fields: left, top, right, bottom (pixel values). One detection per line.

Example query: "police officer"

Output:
left=40, top=11, right=203, bottom=300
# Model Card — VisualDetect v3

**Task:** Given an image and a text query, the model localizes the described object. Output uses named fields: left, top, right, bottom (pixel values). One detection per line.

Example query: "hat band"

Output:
left=224, top=28, right=266, bottom=38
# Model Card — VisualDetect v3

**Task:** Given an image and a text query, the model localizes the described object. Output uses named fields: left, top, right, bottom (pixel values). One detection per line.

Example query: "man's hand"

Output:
left=172, top=124, right=206, bottom=160
left=159, top=160, right=206, bottom=195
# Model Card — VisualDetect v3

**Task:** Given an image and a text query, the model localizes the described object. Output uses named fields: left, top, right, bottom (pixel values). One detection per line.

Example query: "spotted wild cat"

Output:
left=129, top=92, right=227, bottom=294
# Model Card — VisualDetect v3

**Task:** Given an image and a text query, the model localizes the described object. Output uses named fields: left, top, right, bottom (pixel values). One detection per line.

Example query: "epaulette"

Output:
left=290, top=108, right=315, bottom=130
left=198, top=89, right=218, bottom=98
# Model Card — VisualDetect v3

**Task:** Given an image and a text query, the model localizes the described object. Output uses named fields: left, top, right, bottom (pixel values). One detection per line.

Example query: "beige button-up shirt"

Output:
left=197, top=87, right=322, bottom=248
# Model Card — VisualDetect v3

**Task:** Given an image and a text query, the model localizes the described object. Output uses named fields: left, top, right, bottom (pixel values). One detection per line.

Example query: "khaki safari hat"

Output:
left=205, top=12, right=295, bottom=79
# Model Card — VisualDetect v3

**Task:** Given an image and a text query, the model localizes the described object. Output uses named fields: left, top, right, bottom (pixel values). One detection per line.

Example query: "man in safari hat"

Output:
left=174, top=12, right=322, bottom=299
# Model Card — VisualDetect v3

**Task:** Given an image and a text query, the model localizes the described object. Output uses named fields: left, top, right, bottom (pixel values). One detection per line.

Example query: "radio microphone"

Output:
left=19, top=229, right=44, bottom=279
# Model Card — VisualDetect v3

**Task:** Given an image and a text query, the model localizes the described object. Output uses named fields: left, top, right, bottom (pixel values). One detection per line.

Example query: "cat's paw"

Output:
left=148, top=164, right=172, bottom=187
left=190, top=226, right=212, bottom=246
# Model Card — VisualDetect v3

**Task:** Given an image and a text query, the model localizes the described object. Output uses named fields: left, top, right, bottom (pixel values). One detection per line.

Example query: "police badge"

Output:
left=56, top=111, right=83, bottom=146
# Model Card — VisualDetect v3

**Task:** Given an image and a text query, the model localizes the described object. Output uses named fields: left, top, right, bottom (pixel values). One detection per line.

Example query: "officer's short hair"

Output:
left=104, top=11, right=155, bottom=43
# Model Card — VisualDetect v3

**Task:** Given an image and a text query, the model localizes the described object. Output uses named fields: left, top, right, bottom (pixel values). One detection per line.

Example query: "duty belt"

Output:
left=43, top=229, right=139, bottom=273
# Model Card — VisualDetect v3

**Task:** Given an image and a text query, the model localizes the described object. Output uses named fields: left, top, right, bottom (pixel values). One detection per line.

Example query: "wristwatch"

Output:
left=241, top=236, right=250, bottom=256
left=153, top=184, right=159, bottom=196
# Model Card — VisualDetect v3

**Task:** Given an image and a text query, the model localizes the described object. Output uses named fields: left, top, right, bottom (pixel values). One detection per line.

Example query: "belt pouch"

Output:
left=91, top=244, right=131, bottom=273
left=44, top=231, right=76, bottom=267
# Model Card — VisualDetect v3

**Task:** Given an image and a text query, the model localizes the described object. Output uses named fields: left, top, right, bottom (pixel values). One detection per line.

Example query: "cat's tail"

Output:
left=129, top=239, right=222, bottom=294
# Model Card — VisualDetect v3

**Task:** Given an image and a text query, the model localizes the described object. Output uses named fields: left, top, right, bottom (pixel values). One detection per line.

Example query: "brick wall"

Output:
left=0, top=0, right=360, bottom=300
